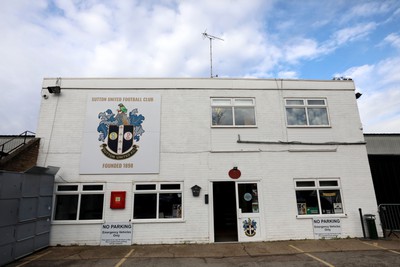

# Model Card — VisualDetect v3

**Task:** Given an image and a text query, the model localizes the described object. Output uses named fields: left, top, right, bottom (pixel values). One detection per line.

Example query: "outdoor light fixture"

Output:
left=191, top=185, right=201, bottom=197
left=47, top=77, right=62, bottom=94
left=355, top=92, right=362, bottom=99
left=47, top=86, right=61, bottom=94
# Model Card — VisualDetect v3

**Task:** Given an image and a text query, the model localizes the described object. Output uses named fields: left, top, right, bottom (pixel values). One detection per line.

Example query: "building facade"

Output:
left=36, top=78, right=379, bottom=245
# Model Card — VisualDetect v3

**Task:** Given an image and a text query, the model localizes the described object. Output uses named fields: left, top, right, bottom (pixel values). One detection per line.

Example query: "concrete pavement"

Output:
left=7, top=238, right=400, bottom=266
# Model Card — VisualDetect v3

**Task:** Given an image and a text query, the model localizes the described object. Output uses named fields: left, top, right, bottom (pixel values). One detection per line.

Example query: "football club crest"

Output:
left=97, top=103, right=145, bottom=160
left=243, top=218, right=257, bottom=237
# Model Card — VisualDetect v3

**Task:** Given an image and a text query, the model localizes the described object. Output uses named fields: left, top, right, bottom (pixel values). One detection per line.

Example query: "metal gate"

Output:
left=378, top=204, right=400, bottom=238
left=0, top=171, right=54, bottom=266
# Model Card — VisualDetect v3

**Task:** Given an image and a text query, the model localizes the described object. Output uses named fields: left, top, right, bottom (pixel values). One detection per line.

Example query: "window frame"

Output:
left=52, top=183, right=105, bottom=224
left=294, top=178, right=345, bottom=217
left=132, top=182, right=184, bottom=223
left=285, top=98, right=330, bottom=127
left=211, top=97, right=257, bottom=127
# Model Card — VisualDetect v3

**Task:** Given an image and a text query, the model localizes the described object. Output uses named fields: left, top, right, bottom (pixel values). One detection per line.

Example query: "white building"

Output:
left=36, top=78, right=379, bottom=245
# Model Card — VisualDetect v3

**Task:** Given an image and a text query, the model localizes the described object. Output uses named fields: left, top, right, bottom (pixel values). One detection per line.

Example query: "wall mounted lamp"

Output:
left=191, top=185, right=201, bottom=197
left=355, top=92, right=362, bottom=99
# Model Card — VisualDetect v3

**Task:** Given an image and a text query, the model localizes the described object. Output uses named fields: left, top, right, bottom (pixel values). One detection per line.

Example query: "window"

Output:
left=238, top=183, right=259, bottom=213
left=211, top=98, right=256, bottom=126
left=294, top=179, right=344, bottom=216
left=53, top=184, right=104, bottom=221
left=285, top=99, right=329, bottom=126
left=133, top=182, right=182, bottom=220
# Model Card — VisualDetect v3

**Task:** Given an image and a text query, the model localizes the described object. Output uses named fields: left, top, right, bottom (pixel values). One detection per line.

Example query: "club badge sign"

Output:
left=80, top=94, right=161, bottom=174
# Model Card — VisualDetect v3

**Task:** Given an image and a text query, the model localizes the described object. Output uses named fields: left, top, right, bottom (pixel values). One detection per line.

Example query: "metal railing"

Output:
left=378, top=204, right=400, bottom=238
left=0, top=131, right=36, bottom=160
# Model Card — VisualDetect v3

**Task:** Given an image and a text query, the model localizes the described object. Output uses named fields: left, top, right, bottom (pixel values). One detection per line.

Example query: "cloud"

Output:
left=0, top=0, right=399, bottom=134
left=383, top=33, right=400, bottom=49
left=332, top=23, right=377, bottom=45
left=341, top=57, right=400, bottom=133
left=277, top=71, right=298, bottom=79
left=340, top=1, right=392, bottom=23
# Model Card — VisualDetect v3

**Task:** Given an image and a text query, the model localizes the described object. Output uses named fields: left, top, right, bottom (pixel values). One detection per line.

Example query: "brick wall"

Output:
left=0, top=138, right=40, bottom=172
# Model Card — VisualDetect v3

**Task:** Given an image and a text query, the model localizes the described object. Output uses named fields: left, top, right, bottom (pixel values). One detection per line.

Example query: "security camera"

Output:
left=43, top=94, right=49, bottom=99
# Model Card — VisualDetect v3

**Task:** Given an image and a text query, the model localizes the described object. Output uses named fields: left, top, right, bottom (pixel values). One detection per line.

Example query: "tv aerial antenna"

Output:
left=202, top=31, right=224, bottom=78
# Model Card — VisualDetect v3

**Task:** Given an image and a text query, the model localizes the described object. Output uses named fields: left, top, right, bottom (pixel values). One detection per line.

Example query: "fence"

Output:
left=378, top=204, right=400, bottom=238
left=0, top=131, right=35, bottom=159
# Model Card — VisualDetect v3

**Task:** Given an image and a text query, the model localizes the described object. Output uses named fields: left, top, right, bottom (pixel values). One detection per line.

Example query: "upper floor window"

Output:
left=53, top=183, right=105, bottom=221
left=211, top=98, right=256, bottom=127
left=285, top=99, right=329, bottom=126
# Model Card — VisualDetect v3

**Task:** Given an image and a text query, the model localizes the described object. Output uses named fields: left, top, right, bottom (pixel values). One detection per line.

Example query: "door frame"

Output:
left=209, top=180, right=264, bottom=243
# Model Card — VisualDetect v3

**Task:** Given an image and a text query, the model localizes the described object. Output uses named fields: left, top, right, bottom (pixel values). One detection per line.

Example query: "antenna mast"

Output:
left=202, top=31, right=224, bottom=78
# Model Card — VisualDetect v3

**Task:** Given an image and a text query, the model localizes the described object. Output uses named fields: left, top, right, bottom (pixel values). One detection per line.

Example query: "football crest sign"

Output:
left=80, top=94, right=160, bottom=174
left=97, top=104, right=144, bottom=160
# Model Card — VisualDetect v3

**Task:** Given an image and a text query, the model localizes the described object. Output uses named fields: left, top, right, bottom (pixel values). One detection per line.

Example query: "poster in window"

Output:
left=80, top=94, right=161, bottom=174
left=334, top=203, right=343, bottom=214
left=297, top=203, right=307, bottom=215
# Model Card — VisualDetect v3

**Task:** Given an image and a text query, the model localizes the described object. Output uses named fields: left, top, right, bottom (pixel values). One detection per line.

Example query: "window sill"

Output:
left=287, top=125, right=331, bottom=128
left=52, top=220, right=105, bottom=225
left=296, top=214, right=347, bottom=219
left=211, top=125, right=258, bottom=128
left=131, top=219, right=185, bottom=224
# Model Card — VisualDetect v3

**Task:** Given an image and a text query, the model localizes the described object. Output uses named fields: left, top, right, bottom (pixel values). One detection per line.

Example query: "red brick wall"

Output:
left=0, top=139, right=40, bottom=172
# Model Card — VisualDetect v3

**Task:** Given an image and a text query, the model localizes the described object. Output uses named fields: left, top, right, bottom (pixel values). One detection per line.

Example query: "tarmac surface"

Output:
left=7, top=238, right=400, bottom=267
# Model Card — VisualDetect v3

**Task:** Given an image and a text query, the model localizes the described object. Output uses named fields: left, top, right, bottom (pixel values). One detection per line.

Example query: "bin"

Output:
left=364, top=214, right=378, bottom=239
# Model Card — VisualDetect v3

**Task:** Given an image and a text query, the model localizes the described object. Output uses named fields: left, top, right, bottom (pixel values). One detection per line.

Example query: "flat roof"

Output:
left=42, top=77, right=355, bottom=91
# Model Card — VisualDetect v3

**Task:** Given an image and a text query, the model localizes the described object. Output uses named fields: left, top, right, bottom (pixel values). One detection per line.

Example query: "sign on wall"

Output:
left=100, top=222, right=132, bottom=245
left=313, top=218, right=341, bottom=239
left=80, top=94, right=161, bottom=174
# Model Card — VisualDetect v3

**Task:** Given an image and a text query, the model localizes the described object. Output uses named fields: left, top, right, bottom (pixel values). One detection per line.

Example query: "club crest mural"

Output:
left=80, top=94, right=161, bottom=174
left=97, top=104, right=145, bottom=160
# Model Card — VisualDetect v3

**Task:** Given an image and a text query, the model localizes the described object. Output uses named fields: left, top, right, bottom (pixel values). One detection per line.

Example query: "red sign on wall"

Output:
left=110, top=191, right=126, bottom=209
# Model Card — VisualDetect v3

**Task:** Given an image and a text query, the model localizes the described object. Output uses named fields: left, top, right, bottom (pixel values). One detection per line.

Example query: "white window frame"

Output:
left=294, top=178, right=345, bottom=217
left=285, top=98, right=330, bottom=127
left=132, top=182, right=183, bottom=223
left=211, top=98, right=257, bottom=127
left=52, top=183, right=105, bottom=224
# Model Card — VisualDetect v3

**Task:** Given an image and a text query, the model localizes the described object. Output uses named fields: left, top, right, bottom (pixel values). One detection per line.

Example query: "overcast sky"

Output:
left=1, top=0, right=399, bottom=135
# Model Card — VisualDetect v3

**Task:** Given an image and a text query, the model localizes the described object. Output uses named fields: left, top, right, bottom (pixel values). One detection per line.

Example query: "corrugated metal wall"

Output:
left=365, top=134, right=400, bottom=155
left=0, top=172, right=54, bottom=266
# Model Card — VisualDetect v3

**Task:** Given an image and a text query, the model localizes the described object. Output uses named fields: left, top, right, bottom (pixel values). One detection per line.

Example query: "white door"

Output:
left=236, top=182, right=263, bottom=242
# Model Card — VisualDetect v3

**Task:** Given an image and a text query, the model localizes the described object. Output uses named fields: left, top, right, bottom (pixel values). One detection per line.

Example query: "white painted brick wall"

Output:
left=36, top=78, right=378, bottom=245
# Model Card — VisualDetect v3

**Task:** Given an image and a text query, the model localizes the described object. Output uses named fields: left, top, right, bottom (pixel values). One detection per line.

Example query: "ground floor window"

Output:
left=133, top=182, right=182, bottom=220
left=53, top=184, right=104, bottom=221
left=294, top=179, right=343, bottom=216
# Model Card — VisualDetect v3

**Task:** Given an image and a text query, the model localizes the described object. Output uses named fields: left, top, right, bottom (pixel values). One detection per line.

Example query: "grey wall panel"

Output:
left=19, top=197, right=38, bottom=222
left=22, top=175, right=40, bottom=197
left=38, top=196, right=52, bottom=217
left=0, top=171, right=54, bottom=265
left=14, top=238, right=34, bottom=259
left=16, top=221, right=36, bottom=241
left=40, top=175, right=54, bottom=196
left=0, top=199, right=19, bottom=227
left=0, top=225, right=15, bottom=246
left=35, top=217, right=51, bottom=235
left=0, top=173, right=22, bottom=199
left=34, top=233, right=50, bottom=251
left=0, top=243, right=14, bottom=266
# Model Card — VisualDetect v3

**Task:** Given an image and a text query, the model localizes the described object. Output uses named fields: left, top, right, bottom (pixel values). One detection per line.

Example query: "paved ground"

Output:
left=7, top=238, right=400, bottom=267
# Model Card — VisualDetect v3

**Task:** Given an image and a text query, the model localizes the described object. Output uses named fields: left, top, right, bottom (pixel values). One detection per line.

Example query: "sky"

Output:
left=1, top=0, right=399, bottom=135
